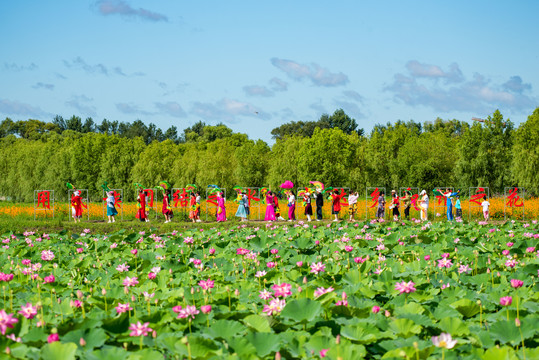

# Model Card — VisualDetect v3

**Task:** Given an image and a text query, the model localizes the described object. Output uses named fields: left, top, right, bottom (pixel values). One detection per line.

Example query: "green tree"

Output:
left=511, top=107, right=539, bottom=195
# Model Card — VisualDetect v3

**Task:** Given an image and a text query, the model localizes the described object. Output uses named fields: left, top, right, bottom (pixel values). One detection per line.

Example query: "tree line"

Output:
left=0, top=107, right=538, bottom=202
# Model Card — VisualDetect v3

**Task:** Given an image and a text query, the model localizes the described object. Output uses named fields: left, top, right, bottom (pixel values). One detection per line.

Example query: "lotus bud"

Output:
left=80, top=338, right=86, bottom=346
left=102, top=288, right=106, bottom=296
left=235, top=289, right=240, bottom=297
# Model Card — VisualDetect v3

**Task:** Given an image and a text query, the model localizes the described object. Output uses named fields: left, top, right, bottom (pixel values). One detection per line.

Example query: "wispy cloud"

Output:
left=33, top=82, right=55, bottom=91
left=309, top=100, right=327, bottom=114
left=385, top=61, right=537, bottom=113
left=116, top=102, right=153, bottom=116
left=406, top=60, right=463, bottom=83
left=65, top=95, right=97, bottom=117
left=191, top=98, right=270, bottom=122
left=155, top=101, right=187, bottom=118
left=271, top=58, right=349, bottom=87
left=269, top=77, right=288, bottom=92
left=342, top=90, right=364, bottom=103
left=0, top=98, right=50, bottom=118
left=3, top=62, right=38, bottom=72
left=96, top=0, right=168, bottom=22
left=243, top=85, right=274, bottom=97
left=63, top=57, right=143, bottom=77
left=64, top=57, right=108, bottom=75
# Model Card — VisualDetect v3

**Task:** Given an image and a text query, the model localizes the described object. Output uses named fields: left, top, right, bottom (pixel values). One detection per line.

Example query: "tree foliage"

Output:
left=0, top=108, right=538, bottom=202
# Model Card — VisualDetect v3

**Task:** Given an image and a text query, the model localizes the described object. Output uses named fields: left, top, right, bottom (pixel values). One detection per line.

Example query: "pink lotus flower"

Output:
left=76, top=248, right=83, bottom=253
left=0, top=273, right=13, bottom=282
left=314, top=286, right=334, bottom=298
left=41, top=250, right=55, bottom=261
left=424, top=255, right=430, bottom=261
left=458, top=264, right=472, bottom=274
left=431, top=333, right=457, bottom=349
left=354, top=257, right=367, bottom=264
left=208, top=248, right=216, bottom=255
left=70, top=300, right=83, bottom=308
left=172, top=305, right=183, bottom=314
left=236, top=248, right=249, bottom=255
left=505, top=259, right=518, bottom=269
left=296, top=261, right=303, bottom=267
left=259, top=289, right=273, bottom=300
left=372, top=306, right=380, bottom=314
left=310, top=262, right=326, bottom=274
left=47, top=333, right=59, bottom=343
left=43, top=275, right=55, bottom=284
left=115, top=303, right=133, bottom=314
left=123, top=276, right=139, bottom=287
left=270, top=249, right=279, bottom=254
left=437, top=258, right=453, bottom=269
left=344, top=245, right=353, bottom=252
left=198, top=279, right=215, bottom=290
left=131, top=249, right=138, bottom=255
left=500, top=296, right=512, bottom=306
left=272, top=283, right=292, bottom=298
left=320, top=349, right=329, bottom=358
left=129, top=321, right=153, bottom=337
left=395, top=281, right=416, bottom=294
left=0, top=310, right=18, bottom=335
left=200, top=305, right=212, bottom=314
left=116, top=263, right=130, bottom=272
left=19, top=303, right=38, bottom=319
left=506, top=242, right=514, bottom=247
left=510, top=279, right=524, bottom=288
left=177, top=305, right=199, bottom=319
left=263, top=298, right=286, bottom=316
left=21, top=259, right=31, bottom=265
left=526, top=247, right=536, bottom=253
left=255, top=271, right=267, bottom=278
left=148, top=272, right=156, bottom=280
left=502, top=250, right=510, bottom=256
left=267, top=262, right=276, bottom=268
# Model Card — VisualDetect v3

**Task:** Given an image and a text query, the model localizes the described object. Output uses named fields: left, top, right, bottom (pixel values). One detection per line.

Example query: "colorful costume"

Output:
left=162, top=193, right=173, bottom=217
left=441, top=190, right=459, bottom=221
left=243, top=194, right=250, bottom=217
left=216, top=195, right=226, bottom=222
left=274, top=196, right=281, bottom=219
left=314, top=191, right=324, bottom=220
left=189, top=195, right=197, bottom=220
left=331, top=191, right=344, bottom=215
left=71, top=193, right=83, bottom=219
left=288, top=194, right=296, bottom=220
left=348, top=193, right=359, bottom=217
left=391, top=195, right=400, bottom=218
left=235, top=195, right=248, bottom=218
left=136, top=192, right=147, bottom=221
left=264, top=194, right=275, bottom=221
left=106, top=194, right=118, bottom=216
left=455, top=198, right=462, bottom=218
left=401, top=193, right=411, bottom=219
left=304, top=194, right=313, bottom=216
left=420, top=193, right=429, bottom=221
left=376, top=195, right=385, bottom=219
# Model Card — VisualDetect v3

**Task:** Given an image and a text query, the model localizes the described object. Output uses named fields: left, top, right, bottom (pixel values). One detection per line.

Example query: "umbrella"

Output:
left=280, top=180, right=294, bottom=189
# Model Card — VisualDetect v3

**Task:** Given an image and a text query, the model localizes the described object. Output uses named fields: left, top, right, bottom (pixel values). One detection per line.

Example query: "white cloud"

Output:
left=243, top=85, right=274, bottom=97
left=95, top=0, right=168, bottom=22
left=271, top=58, right=349, bottom=87
left=385, top=61, right=536, bottom=113
left=154, top=101, right=187, bottom=118
left=65, top=95, right=97, bottom=117
left=0, top=98, right=50, bottom=118
left=191, top=98, right=270, bottom=122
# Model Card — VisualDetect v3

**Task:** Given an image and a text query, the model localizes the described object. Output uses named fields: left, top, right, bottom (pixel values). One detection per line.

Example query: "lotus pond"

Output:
left=0, top=220, right=538, bottom=360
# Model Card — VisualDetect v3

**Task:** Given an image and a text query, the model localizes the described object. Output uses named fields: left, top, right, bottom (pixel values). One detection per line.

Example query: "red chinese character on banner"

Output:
left=436, top=195, right=444, bottom=206
left=144, top=189, right=154, bottom=207
left=470, top=187, right=486, bottom=205
left=369, top=188, right=380, bottom=208
left=173, top=188, right=189, bottom=207
left=207, top=193, right=218, bottom=206
left=246, top=189, right=260, bottom=206
left=411, top=194, right=420, bottom=211
left=37, top=191, right=51, bottom=209
left=506, top=188, right=524, bottom=207
left=338, top=188, right=349, bottom=206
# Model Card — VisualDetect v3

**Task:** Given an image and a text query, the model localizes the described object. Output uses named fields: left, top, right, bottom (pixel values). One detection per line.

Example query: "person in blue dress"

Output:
left=437, top=188, right=460, bottom=221
left=106, top=191, right=118, bottom=223
left=235, top=191, right=248, bottom=221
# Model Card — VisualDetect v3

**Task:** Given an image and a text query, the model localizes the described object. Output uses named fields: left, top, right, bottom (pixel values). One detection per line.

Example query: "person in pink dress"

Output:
left=216, top=192, right=227, bottom=222
left=264, top=191, right=276, bottom=221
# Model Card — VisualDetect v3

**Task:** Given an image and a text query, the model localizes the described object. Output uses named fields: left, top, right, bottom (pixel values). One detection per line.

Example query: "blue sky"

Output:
left=1, top=1, right=538, bottom=142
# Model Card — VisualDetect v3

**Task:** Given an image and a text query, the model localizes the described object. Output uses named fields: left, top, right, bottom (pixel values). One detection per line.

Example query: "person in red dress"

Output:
left=162, top=188, right=173, bottom=223
left=71, top=190, right=83, bottom=222
left=136, top=189, right=148, bottom=222
left=189, top=192, right=197, bottom=222
left=331, top=188, right=345, bottom=222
